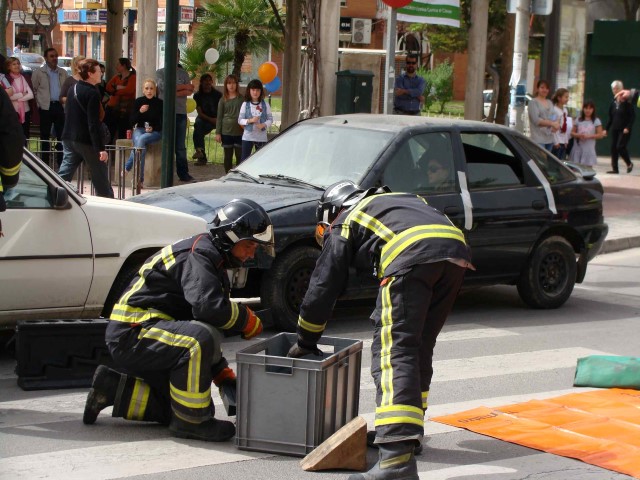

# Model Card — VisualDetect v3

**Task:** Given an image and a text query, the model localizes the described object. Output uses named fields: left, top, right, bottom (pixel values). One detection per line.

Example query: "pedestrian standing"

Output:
left=156, top=55, right=195, bottom=182
left=393, top=54, right=425, bottom=116
left=104, top=58, right=136, bottom=142
left=605, top=80, right=634, bottom=174
left=238, top=79, right=272, bottom=162
left=570, top=100, right=605, bottom=169
left=551, top=88, right=572, bottom=160
left=528, top=80, right=560, bottom=151
left=192, top=73, right=222, bottom=166
left=215, top=74, right=244, bottom=172
left=5, top=57, right=34, bottom=143
left=58, top=59, right=113, bottom=198
left=288, top=183, right=473, bottom=480
left=31, top=48, right=68, bottom=167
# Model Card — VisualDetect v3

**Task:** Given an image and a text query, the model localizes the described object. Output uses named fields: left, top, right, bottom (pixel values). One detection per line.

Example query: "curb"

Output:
left=599, top=235, right=640, bottom=255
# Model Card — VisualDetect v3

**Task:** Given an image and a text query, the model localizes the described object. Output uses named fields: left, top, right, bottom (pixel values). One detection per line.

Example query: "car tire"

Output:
left=101, top=262, right=142, bottom=318
left=517, top=236, right=577, bottom=309
left=260, top=246, right=320, bottom=332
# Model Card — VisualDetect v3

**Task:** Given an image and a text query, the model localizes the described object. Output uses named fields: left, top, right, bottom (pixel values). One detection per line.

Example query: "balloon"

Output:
left=382, top=0, right=412, bottom=7
left=186, top=97, right=196, bottom=114
left=205, top=48, right=219, bottom=65
left=258, top=62, right=277, bottom=84
left=266, top=61, right=278, bottom=76
left=264, top=76, right=281, bottom=93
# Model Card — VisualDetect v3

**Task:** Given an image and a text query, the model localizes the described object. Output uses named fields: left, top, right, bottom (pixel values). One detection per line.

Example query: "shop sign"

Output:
left=59, top=10, right=81, bottom=23
left=85, top=9, right=107, bottom=23
left=158, top=6, right=195, bottom=23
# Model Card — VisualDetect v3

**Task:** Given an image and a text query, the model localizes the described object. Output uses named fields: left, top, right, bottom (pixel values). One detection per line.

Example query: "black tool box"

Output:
left=15, top=319, right=113, bottom=391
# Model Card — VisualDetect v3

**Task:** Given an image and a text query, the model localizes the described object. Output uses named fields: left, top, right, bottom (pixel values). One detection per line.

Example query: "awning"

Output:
left=60, top=25, right=107, bottom=33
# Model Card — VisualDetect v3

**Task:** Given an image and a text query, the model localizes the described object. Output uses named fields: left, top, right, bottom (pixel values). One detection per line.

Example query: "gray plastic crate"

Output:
left=235, top=332, right=363, bottom=456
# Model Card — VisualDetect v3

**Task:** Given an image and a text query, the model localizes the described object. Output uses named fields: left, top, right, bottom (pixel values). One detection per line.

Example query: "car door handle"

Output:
left=444, top=206, right=461, bottom=215
left=532, top=200, right=546, bottom=210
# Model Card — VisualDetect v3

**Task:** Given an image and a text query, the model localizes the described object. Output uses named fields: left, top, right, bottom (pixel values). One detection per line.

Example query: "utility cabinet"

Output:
left=335, top=70, right=374, bottom=115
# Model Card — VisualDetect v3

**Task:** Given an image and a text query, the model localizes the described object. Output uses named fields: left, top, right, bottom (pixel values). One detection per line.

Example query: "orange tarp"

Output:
left=431, top=388, right=640, bottom=478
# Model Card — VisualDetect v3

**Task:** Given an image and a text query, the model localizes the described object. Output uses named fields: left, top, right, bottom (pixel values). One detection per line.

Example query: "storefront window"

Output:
left=92, top=33, right=102, bottom=60
left=65, top=32, right=74, bottom=56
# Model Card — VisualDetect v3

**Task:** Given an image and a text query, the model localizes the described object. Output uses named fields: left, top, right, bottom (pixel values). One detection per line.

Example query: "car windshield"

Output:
left=58, top=58, right=72, bottom=67
left=20, top=53, right=44, bottom=64
left=236, top=123, right=394, bottom=187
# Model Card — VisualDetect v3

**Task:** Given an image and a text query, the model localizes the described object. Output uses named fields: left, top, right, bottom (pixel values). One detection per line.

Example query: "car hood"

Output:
left=128, top=178, right=321, bottom=220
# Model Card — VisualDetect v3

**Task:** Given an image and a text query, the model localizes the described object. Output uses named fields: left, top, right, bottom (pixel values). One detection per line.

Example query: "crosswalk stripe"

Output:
left=0, top=439, right=271, bottom=480
left=419, top=463, right=519, bottom=479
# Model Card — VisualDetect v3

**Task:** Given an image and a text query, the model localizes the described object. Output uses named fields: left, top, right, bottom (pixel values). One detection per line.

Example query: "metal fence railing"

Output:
left=26, top=139, right=143, bottom=200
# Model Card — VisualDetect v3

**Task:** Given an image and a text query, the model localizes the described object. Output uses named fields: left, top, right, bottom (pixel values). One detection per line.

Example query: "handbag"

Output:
left=74, top=84, right=111, bottom=146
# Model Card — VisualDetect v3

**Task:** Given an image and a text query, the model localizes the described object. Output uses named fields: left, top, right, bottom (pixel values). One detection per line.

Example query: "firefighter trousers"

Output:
left=370, top=261, right=465, bottom=443
left=106, top=319, right=225, bottom=424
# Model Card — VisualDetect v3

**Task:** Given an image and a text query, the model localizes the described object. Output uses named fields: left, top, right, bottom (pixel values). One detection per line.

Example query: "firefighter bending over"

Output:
left=84, top=199, right=274, bottom=442
left=288, top=182, right=473, bottom=479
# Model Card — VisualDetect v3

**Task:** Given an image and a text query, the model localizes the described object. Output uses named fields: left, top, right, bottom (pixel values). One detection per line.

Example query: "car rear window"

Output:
left=512, top=137, right=576, bottom=184
left=460, top=132, right=525, bottom=189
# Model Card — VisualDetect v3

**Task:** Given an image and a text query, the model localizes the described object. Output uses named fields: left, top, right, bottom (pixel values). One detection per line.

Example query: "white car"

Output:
left=0, top=151, right=207, bottom=329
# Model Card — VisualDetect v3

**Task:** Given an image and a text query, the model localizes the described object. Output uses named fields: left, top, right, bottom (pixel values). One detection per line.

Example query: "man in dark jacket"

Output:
left=289, top=182, right=473, bottom=480
left=0, top=86, right=25, bottom=235
left=605, top=80, right=634, bottom=174
left=84, top=199, right=274, bottom=442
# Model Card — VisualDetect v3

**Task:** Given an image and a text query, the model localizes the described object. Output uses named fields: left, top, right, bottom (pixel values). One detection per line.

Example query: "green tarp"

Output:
left=574, top=355, right=640, bottom=389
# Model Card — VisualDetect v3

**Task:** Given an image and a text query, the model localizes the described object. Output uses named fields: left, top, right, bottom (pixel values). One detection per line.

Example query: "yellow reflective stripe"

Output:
left=221, top=302, right=239, bottom=329
left=142, top=328, right=202, bottom=393
left=374, top=416, right=425, bottom=427
left=422, top=390, right=429, bottom=409
left=110, top=303, right=174, bottom=323
left=170, top=383, right=212, bottom=408
left=340, top=193, right=402, bottom=239
left=379, top=225, right=466, bottom=277
left=120, top=249, right=165, bottom=304
left=0, top=162, right=21, bottom=176
left=380, top=278, right=395, bottom=406
left=126, top=378, right=150, bottom=420
left=161, top=245, right=176, bottom=270
left=376, top=404, right=424, bottom=415
left=298, top=316, right=326, bottom=334
left=380, top=453, right=412, bottom=469
left=349, top=210, right=395, bottom=242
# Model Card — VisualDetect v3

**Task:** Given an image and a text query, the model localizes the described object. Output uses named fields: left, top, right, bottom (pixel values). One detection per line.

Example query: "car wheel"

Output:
left=101, top=262, right=142, bottom=318
left=260, top=246, right=320, bottom=332
left=517, top=236, right=577, bottom=309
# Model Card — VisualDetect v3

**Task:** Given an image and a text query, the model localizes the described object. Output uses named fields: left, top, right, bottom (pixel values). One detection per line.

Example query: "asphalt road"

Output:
left=1, top=248, right=639, bottom=480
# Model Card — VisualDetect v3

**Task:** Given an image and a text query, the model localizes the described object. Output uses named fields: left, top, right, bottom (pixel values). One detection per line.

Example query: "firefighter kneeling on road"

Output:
left=288, top=182, right=473, bottom=480
left=83, top=198, right=274, bottom=442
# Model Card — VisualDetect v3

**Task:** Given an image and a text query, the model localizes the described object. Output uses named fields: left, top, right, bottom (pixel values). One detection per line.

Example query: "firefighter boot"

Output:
left=83, top=365, right=122, bottom=425
left=169, top=415, right=236, bottom=442
left=367, top=431, right=423, bottom=455
left=348, top=441, right=418, bottom=480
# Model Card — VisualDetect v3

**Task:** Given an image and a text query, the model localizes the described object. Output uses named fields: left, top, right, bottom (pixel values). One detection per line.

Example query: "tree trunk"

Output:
left=233, top=32, right=248, bottom=80
left=0, top=0, right=8, bottom=56
left=496, top=12, right=515, bottom=126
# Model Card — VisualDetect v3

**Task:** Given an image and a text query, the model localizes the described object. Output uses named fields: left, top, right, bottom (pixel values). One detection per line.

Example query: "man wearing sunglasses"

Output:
left=393, top=54, right=426, bottom=116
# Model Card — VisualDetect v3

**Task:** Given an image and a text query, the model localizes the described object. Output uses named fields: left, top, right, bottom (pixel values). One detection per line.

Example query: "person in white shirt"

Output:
left=237, top=79, right=273, bottom=162
left=551, top=87, right=572, bottom=160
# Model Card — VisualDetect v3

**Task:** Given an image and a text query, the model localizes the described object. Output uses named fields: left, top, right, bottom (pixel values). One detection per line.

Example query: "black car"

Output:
left=130, top=114, right=608, bottom=331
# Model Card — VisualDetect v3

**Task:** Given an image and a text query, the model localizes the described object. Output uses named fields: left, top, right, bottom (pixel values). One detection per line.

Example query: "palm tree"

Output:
left=194, top=0, right=285, bottom=79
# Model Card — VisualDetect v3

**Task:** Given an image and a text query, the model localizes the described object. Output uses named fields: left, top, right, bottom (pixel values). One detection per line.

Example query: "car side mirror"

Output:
left=52, top=186, right=70, bottom=209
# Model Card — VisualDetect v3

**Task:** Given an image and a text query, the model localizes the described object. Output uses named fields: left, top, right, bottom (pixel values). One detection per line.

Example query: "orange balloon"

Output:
left=258, top=62, right=277, bottom=84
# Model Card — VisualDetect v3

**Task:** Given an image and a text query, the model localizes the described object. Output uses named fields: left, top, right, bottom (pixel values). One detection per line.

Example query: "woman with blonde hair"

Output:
left=5, top=56, right=34, bottom=141
left=125, top=78, right=163, bottom=193
left=60, top=55, right=86, bottom=105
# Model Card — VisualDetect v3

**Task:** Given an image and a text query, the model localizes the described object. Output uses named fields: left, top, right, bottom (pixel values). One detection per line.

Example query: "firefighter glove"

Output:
left=213, top=367, right=236, bottom=388
left=287, top=342, right=322, bottom=359
left=241, top=308, right=262, bottom=339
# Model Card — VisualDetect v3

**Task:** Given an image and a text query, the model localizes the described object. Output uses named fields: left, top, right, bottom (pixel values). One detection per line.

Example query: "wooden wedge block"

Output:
left=300, top=416, right=367, bottom=472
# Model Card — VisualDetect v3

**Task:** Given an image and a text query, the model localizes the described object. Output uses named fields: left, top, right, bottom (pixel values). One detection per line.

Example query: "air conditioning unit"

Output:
left=352, top=18, right=372, bottom=44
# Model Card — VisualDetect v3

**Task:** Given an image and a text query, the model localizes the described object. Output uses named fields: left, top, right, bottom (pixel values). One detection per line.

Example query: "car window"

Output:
left=382, top=132, right=456, bottom=194
left=512, top=136, right=576, bottom=184
left=3, top=161, right=53, bottom=209
left=461, top=132, right=524, bottom=190
left=239, top=123, right=393, bottom=187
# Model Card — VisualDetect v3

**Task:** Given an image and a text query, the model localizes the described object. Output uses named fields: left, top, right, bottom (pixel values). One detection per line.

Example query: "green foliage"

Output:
left=180, top=42, right=234, bottom=81
left=194, top=0, right=285, bottom=79
left=418, top=60, right=454, bottom=114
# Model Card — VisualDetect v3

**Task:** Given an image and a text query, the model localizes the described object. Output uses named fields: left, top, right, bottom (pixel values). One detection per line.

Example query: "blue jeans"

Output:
left=538, top=143, right=553, bottom=152
left=58, top=140, right=114, bottom=198
left=125, top=128, right=162, bottom=183
left=241, top=140, right=266, bottom=161
left=175, top=114, right=189, bottom=179
left=551, top=144, right=566, bottom=160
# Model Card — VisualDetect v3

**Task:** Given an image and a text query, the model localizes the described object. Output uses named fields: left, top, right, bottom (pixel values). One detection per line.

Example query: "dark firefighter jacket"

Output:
left=107, top=233, right=252, bottom=342
left=297, top=193, right=472, bottom=344
left=0, top=86, right=25, bottom=210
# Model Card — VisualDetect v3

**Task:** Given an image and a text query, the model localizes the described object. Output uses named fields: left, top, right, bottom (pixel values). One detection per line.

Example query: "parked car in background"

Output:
left=130, top=114, right=608, bottom=331
left=15, top=52, right=45, bottom=76
left=0, top=151, right=207, bottom=330
left=483, top=87, right=532, bottom=119
left=57, top=56, right=73, bottom=75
